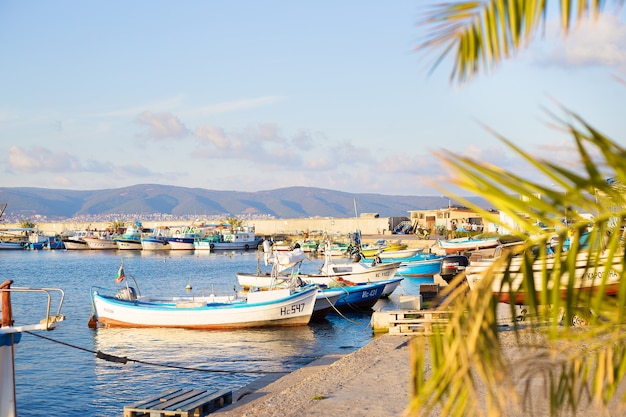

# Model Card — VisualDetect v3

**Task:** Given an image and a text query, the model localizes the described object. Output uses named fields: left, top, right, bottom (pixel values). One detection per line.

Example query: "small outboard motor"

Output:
left=115, top=286, right=138, bottom=301
left=440, top=255, right=469, bottom=284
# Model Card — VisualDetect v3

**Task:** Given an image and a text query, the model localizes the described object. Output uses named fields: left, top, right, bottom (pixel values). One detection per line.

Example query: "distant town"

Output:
left=0, top=211, right=278, bottom=225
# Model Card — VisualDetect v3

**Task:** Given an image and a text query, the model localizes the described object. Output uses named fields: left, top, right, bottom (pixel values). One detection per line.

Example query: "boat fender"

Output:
left=245, top=244, right=250, bottom=250
left=87, top=314, right=98, bottom=329
left=210, top=243, right=215, bottom=250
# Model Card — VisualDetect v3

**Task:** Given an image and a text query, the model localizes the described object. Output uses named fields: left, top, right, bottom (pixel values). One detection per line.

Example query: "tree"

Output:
left=19, top=218, right=36, bottom=229
left=109, top=220, right=125, bottom=233
left=224, top=216, right=244, bottom=233
left=407, top=1, right=626, bottom=416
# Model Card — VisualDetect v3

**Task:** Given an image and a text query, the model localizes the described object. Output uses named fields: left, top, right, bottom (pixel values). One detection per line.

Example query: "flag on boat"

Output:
left=115, top=263, right=125, bottom=283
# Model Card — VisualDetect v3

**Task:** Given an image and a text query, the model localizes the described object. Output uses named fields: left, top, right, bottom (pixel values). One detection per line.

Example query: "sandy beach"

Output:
left=214, top=333, right=412, bottom=417
left=214, top=327, right=626, bottom=417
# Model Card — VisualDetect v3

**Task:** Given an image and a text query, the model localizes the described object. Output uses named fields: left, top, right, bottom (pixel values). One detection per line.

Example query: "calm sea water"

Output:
left=1, top=249, right=428, bottom=416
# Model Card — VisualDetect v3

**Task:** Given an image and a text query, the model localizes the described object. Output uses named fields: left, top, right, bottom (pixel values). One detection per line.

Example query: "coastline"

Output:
left=210, top=235, right=438, bottom=416
left=213, top=330, right=626, bottom=417
left=213, top=334, right=412, bottom=417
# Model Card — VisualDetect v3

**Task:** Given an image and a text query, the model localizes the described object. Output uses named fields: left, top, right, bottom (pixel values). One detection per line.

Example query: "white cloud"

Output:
left=196, top=124, right=230, bottom=148
left=7, top=146, right=82, bottom=173
left=135, top=111, right=191, bottom=139
left=540, top=14, right=626, bottom=69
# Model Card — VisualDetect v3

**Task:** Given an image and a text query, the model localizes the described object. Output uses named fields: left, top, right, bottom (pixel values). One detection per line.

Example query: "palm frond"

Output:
left=417, top=0, right=614, bottom=82
left=407, top=110, right=626, bottom=416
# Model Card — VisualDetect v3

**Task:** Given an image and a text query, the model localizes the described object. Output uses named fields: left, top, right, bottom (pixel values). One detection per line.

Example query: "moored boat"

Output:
left=360, top=240, right=407, bottom=257
left=114, top=223, right=144, bottom=250
left=84, top=233, right=118, bottom=250
left=90, top=284, right=318, bottom=329
left=377, top=247, right=423, bottom=259
left=141, top=227, right=171, bottom=251
left=373, top=253, right=445, bottom=277
left=465, top=248, right=623, bottom=304
left=194, top=227, right=262, bottom=251
left=330, top=280, right=390, bottom=311
left=166, top=227, right=198, bottom=250
left=61, top=230, right=91, bottom=250
left=438, top=235, right=500, bottom=254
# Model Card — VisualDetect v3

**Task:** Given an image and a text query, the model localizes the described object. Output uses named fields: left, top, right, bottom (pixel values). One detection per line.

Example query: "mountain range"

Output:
left=0, top=184, right=489, bottom=221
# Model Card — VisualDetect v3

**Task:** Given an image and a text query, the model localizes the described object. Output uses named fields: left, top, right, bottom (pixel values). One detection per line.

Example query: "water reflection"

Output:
left=91, top=325, right=318, bottom=414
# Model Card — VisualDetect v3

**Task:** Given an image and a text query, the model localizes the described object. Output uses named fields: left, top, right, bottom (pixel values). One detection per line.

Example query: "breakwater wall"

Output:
left=4, top=217, right=394, bottom=238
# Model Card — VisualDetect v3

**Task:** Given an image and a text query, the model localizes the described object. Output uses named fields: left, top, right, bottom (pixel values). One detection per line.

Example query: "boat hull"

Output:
left=333, top=281, right=388, bottom=311
left=312, top=290, right=343, bottom=319
left=378, top=248, right=423, bottom=259
left=299, top=261, right=400, bottom=289
left=0, top=240, right=25, bottom=250
left=141, top=238, right=171, bottom=251
left=194, top=240, right=262, bottom=251
left=115, top=240, right=143, bottom=250
left=91, top=286, right=317, bottom=329
left=84, top=237, right=118, bottom=250
left=166, top=237, right=195, bottom=250
left=466, top=252, right=624, bottom=304
left=438, top=237, right=500, bottom=254
left=62, top=239, right=89, bottom=250
left=396, top=259, right=443, bottom=277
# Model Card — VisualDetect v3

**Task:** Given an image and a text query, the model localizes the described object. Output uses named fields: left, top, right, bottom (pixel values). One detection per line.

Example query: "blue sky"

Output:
left=1, top=1, right=625, bottom=196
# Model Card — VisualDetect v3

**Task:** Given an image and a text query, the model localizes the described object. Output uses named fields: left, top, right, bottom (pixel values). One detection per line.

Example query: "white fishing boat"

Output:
left=438, top=235, right=500, bottom=254
left=194, top=226, right=262, bottom=251
left=141, top=227, right=171, bottom=251
left=89, top=262, right=318, bottom=329
left=378, top=247, right=423, bottom=259
left=84, top=233, right=118, bottom=250
left=238, top=242, right=402, bottom=297
left=114, top=223, right=144, bottom=250
left=0, top=229, right=28, bottom=250
left=61, top=230, right=91, bottom=250
left=466, top=248, right=623, bottom=304
left=166, top=227, right=198, bottom=250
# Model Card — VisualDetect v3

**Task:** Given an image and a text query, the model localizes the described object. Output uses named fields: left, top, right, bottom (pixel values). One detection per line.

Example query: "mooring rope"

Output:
left=23, top=330, right=299, bottom=374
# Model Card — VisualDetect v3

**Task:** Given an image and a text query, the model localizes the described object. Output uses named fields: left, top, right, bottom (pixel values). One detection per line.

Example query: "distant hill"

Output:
left=0, top=184, right=489, bottom=222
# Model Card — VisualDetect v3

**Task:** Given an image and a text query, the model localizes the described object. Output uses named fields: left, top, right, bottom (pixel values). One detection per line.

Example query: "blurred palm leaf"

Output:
left=417, top=0, right=620, bottom=82
left=406, top=108, right=626, bottom=416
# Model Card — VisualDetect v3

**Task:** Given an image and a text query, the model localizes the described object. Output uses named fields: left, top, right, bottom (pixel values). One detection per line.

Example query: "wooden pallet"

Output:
left=124, top=388, right=232, bottom=417
left=386, top=310, right=452, bottom=335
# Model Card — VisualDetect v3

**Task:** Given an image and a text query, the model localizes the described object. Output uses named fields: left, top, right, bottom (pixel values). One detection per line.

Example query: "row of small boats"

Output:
left=89, top=244, right=408, bottom=329
left=436, top=230, right=625, bottom=305
left=89, top=239, right=446, bottom=330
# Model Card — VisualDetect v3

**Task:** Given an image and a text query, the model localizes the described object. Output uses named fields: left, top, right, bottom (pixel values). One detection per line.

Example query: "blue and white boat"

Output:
left=194, top=226, right=263, bottom=251
left=166, top=227, right=198, bottom=250
left=114, top=223, right=144, bottom=250
left=363, top=253, right=444, bottom=277
left=141, top=227, right=170, bottom=251
left=329, top=280, right=390, bottom=311
left=90, top=282, right=318, bottom=329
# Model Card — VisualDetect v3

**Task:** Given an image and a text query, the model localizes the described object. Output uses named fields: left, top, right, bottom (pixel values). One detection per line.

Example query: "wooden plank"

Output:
left=173, top=389, right=232, bottom=414
left=148, top=389, right=205, bottom=411
left=124, top=388, right=182, bottom=409
left=124, top=388, right=233, bottom=417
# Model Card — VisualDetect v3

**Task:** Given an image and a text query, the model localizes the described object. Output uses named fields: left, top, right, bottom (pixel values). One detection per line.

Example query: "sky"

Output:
left=1, top=1, right=625, bottom=197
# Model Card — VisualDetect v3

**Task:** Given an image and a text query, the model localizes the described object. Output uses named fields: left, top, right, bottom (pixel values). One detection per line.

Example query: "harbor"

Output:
left=1, top=241, right=440, bottom=416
